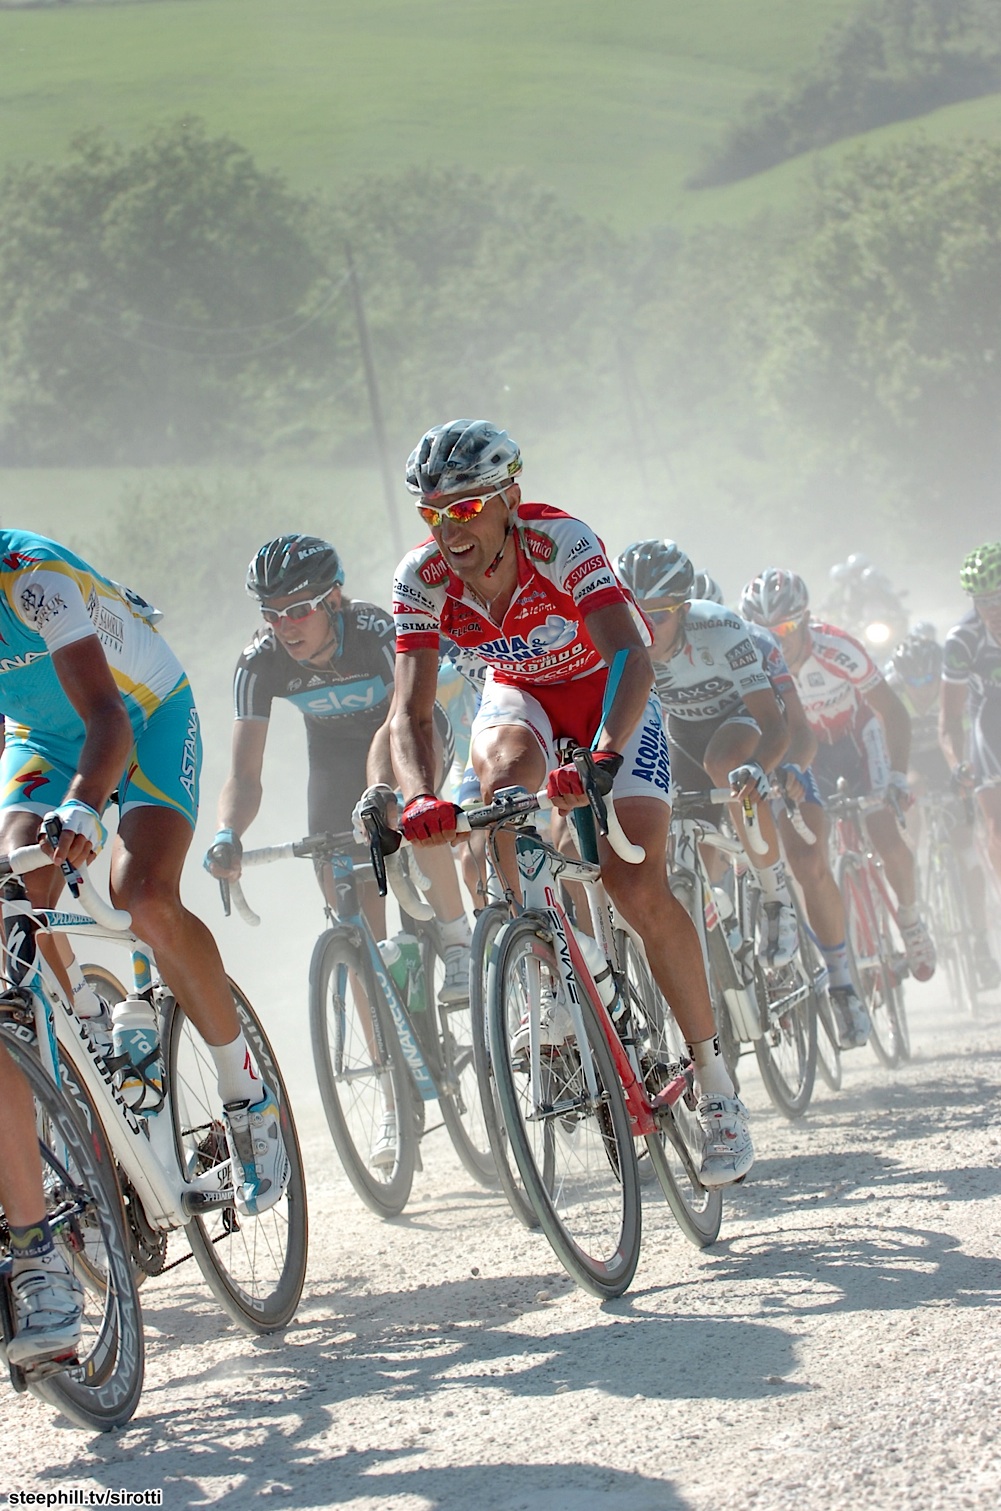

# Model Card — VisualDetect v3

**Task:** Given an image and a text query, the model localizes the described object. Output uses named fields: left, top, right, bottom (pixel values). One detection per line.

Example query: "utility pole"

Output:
left=346, top=245, right=404, bottom=560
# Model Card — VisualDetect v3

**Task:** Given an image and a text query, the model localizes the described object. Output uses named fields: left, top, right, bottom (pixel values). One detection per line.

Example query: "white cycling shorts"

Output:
left=470, top=676, right=672, bottom=807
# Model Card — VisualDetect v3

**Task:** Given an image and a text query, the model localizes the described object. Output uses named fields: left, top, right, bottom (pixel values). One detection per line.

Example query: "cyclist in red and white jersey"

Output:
left=390, top=420, right=752, bottom=1186
left=741, top=569, right=936, bottom=983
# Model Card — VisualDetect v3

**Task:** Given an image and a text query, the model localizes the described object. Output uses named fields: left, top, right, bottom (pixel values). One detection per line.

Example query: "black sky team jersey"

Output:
left=233, top=601, right=395, bottom=746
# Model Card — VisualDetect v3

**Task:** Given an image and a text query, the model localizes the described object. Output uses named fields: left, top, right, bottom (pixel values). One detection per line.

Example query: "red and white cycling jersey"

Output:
left=793, top=620, right=882, bottom=743
left=393, top=503, right=637, bottom=747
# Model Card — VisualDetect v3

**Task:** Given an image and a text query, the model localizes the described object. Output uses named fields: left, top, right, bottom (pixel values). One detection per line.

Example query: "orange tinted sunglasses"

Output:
left=415, top=486, right=507, bottom=529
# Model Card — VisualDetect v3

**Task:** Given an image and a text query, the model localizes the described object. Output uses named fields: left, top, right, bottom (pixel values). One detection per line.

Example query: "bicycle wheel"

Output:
left=487, top=916, right=642, bottom=1299
left=751, top=891, right=818, bottom=1118
left=470, top=904, right=540, bottom=1229
left=420, top=927, right=496, bottom=1186
left=837, top=854, right=907, bottom=1068
left=309, top=926, right=416, bottom=1218
left=931, top=844, right=979, bottom=1018
left=814, top=990, right=843, bottom=1092
left=165, top=980, right=307, bottom=1331
left=618, top=932, right=722, bottom=1246
left=0, top=1032, right=144, bottom=1431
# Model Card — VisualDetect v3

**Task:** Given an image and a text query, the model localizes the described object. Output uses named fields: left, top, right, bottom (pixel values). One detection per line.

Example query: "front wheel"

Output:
left=419, top=927, right=496, bottom=1187
left=165, top=979, right=308, bottom=1331
left=837, top=853, right=908, bottom=1069
left=488, top=916, right=642, bottom=1299
left=309, top=927, right=416, bottom=1218
left=0, top=1032, right=144, bottom=1431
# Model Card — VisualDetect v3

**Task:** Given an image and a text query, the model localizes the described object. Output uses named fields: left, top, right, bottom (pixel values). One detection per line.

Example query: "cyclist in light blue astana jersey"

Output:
left=0, top=530, right=289, bottom=1369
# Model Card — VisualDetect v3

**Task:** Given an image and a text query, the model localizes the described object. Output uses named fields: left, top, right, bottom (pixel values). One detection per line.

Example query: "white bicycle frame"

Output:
left=3, top=847, right=237, bottom=1232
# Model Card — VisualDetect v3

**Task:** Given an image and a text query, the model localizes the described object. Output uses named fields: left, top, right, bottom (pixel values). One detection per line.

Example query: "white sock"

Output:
left=898, top=903, right=919, bottom=928
left=439, top=914, right=472, bottom=949
left=755, top=859, right=791, bottom=903
left=687, top=1035, right=735, bottom=1099
left=65, top=959, right=105, bottom=1019
left=210, top=1032, right=261, bottom=1105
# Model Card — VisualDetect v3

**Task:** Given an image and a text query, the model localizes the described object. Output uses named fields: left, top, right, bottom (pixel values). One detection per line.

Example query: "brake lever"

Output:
left=572, top=749, right=610, bottom=835
left=42, top=816, right=83, bottom=899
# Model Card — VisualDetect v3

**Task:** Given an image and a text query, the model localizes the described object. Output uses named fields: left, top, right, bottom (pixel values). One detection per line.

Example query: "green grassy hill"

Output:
left=1, top=0, right=864, bottom=229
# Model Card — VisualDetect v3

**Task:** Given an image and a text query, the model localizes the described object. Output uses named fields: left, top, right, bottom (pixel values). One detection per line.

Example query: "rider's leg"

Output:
left=0, top=1042, right=47, bottom=1227
left=868, top=805, right=918, bottom=908
left=779, top=803, right=843, bottom=945
left=471, top=724, right=548, bottom=905
left=978, top=783, right=1001, bottom=887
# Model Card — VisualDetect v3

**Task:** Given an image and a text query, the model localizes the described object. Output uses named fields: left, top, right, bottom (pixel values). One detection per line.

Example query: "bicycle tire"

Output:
left=837, top=853, right=907, bottom=1069
left=618, top=932, right=722, bottom=1247
left=165, top=979, right=307, bottom=1331
left=470, top=904, right=540, bottom=1229
left=814, top=990, right=843, bottom=1092
left=934, top=844, right=979, bottom=1018
left=419, top=928, right=497, bottom=1187
left=751, top=905, right=818, bottom=1120
left=487, top=915, right=642, bottom=1299
left=0, top=1031, right=144, bottom=1431
left=309, top=926, right=416, bottom=1218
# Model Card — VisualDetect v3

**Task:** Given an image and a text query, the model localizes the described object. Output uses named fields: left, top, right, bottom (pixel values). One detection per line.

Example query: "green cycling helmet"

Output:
left=960, top=541, right=1001, bottom=597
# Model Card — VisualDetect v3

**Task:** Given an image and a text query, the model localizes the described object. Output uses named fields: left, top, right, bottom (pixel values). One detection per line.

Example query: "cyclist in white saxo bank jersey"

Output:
left=941, top=542, right=1001, bottom=895
left=682, top=565, right=871, bottom=1047
left=388, top=419, right=752, bottom=1187
left=616, top=540, right=803, bottom=971
left=0, top=530, right=289, bottom=1368
left=741, top=568, right=936, bottom=984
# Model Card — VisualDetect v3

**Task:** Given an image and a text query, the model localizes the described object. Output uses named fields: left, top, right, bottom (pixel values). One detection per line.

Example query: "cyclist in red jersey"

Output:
left=389, top=420, right=753, bottom=1187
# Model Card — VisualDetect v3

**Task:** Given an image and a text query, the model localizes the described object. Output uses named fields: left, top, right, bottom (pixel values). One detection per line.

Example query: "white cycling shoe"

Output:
left=438, top=944, right=471, bottom=1004
left=6, top=1255, right=84, bottom=1369
left=759, top=898, right=799, bottom=968
left=510, top=990, right=573, bottom=1059
left=829, top=985, right=871, bottom=1048
left=370, top=1111, right=398, bottom=1170
left=696, top=1094, right=754, bottom=1187
left=901, top=918, right=936, bottom=983
left=223, top=1085, right=291, bottom=1217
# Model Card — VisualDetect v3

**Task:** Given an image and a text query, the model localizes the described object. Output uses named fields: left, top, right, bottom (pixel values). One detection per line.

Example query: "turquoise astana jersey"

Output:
left=0, top=529, right=184, bottom=747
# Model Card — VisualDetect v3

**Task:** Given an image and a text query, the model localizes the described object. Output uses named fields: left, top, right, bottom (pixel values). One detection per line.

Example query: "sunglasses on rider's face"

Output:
left=261, top=587, right=334, bottom=624
left=771, top=615, right=807, bottom=638
left=415, top=486, right=508, bottom=529
left=645, top=602, right=687, bottom=622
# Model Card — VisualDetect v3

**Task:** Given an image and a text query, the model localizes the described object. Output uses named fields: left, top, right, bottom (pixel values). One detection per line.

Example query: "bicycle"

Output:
left=460, top=755, right=721, bottom=1300
left=826, top=780, right=911, bottom=1067
left=668, top=789, right=826, bottom=1119
left=0, top=842, right=307, bottom=1427
left=226, top=830, right=494, bottom=1220
left=917, top=790, right=979, bottom=1017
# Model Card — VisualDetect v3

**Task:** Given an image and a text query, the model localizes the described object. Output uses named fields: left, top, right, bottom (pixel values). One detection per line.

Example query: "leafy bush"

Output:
left=691, top=0, right=1001, bottom=187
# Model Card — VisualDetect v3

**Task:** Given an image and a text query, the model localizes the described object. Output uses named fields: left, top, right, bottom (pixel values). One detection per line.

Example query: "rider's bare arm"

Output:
left=390, top=647, right=441, bottom=801
left=780, top=680, right=819, bottom=771
left=741, top=685, right=790, bottom=775
left=582, top=602, right=655, bottom=753
left=863, top=676, right=911, bottom=773
left=939, top=678, right=968, bottom=773
left=46, top=639, right=133, bottom=868
left=210, top=720, right=269, bottom=878
left=365, top=698, right=398, bottom=789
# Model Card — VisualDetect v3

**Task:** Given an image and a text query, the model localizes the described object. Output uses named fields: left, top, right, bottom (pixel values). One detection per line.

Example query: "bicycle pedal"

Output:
left=21, top=1350, right=80, bottom=1381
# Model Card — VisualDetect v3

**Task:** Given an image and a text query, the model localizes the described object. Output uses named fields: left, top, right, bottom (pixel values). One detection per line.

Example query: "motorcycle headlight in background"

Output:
left=864, top=620, right=894, bottom=648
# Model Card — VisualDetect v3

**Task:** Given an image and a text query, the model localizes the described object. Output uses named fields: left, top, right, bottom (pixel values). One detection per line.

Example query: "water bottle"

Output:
left=378, top=933, right=426, bottom=1013
left=111, top=997, right=164, bottom=1115
left=573, top=930, right=618, bottom=1012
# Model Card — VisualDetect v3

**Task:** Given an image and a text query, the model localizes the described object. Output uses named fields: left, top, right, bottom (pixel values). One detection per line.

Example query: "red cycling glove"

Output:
left=400, top=793, right=462, bottom=843
left=545, top=750, right=623, bottom=805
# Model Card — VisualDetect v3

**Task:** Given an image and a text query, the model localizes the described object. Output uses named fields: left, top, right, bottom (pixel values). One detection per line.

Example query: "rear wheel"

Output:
left=0, top=1031, right=144, bottom=1431
left=165, top=979, right=307, bottom=1331
left=618, top=932, right=722, bottom=1246
left=488, top=916, right=642, bottom=1299
left=419, top=927, right=496, bottom=1186
left=309, top=926, right=416, bottom=1218
left=929, top=844, right=979, bottom=1018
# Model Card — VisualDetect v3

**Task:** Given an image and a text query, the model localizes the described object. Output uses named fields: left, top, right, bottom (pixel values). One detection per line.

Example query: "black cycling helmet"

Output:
left=889, top=634, right=943, bottom=687
left=405, top=419, right=522, bottom=499
left=246, top=534, right=344, bottom=600
left=740, top=568, right=810, bottom=627
left=692, top=569, right=725, bottom=605
left=615, top=539, right=694, bottom=602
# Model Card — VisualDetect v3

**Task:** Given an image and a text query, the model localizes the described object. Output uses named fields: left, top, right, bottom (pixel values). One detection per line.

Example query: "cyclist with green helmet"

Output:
left=941, top=542, right=1001, bottom=894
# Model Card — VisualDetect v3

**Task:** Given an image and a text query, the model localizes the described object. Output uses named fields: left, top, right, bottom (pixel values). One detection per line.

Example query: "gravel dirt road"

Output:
left=4, top=974, right=1000, bottom=1511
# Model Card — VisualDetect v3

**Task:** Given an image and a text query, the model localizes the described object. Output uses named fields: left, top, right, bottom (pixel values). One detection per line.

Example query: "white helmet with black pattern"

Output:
left=405, top=419, right=522, bottom=500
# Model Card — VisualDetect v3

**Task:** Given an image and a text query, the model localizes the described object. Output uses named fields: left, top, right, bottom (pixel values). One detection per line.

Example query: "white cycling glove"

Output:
left=42, top=799, right=108, bottom=856
left=351, top=785, right=399, bottom=846
left=727, top=762, right=771, bottom=801
left=888, top=770, right=913, bottom=810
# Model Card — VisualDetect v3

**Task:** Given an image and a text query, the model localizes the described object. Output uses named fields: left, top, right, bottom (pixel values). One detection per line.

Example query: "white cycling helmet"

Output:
left=405, top=419, right=522, bottom=499
left=615, top=539, right=694, bottom=602
left=740, top=568, right=810, bottom=627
